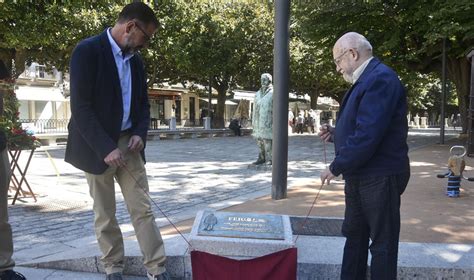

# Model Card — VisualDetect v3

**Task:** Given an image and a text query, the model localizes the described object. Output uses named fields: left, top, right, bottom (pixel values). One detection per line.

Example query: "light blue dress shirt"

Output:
left=107, top=28, right=133, bottom=131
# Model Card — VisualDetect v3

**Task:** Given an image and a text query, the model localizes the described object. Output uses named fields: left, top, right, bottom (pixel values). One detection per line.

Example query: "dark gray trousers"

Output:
left=340, top=172, right=410, bottom=280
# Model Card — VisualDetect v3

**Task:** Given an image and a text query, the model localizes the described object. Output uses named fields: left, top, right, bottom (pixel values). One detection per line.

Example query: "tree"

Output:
left=173, top=2, right=274, bottom=128
left=295, top=0, right=474, bottom=132
left=289, top=15, right=348, bottom=108
left=0, top=2, right=118, bottom=138
left=141, top=1, right=188, bottom=87
left=0, top=2, right=117, bottom=77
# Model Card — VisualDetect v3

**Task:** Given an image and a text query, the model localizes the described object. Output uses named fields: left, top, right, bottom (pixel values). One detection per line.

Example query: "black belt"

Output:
left=120, top=128, right=132, bottom=135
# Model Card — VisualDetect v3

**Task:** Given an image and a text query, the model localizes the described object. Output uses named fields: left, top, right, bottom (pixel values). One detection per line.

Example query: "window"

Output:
left=36, top=65, right=46, bottom=78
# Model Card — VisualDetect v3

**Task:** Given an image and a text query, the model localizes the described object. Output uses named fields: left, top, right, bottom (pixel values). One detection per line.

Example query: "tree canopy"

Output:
left=1, top=1, right=472, bottom=129
left=0, top=2, right=117, bottom=76
left=294, top=0, right=474, bottom=131
left=170, top=2, right=274, bottom=127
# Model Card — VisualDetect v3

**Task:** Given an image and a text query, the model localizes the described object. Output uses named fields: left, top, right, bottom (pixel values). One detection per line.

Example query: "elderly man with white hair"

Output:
left=319, top=32, right=410, bottom=280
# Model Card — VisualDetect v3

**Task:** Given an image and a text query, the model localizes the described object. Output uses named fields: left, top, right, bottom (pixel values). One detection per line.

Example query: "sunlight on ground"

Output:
left=411, top=161, right=436, bottom=167
left=432, top=225, right=474, bottom=243
left=403, top=218, right=422, bottom=225
left=421, top=237, right=472, bottom=263
left=312, top=200, right=345, bottom=207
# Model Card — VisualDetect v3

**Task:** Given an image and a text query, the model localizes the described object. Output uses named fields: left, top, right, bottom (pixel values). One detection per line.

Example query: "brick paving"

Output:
left=7, top=128, right=459, bottom=258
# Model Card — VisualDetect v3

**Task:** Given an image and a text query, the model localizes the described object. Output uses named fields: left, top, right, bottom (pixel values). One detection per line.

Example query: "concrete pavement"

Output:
left=6, top=128, right=473, bottom=278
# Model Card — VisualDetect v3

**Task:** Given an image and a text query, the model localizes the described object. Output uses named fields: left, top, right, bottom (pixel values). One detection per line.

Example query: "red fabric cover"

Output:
left=191, top=248, right=297, bottom=280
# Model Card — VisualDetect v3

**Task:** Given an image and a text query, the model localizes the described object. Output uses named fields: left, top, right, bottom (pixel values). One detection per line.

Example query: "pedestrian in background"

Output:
left=296, top=111, right=305, bottom=134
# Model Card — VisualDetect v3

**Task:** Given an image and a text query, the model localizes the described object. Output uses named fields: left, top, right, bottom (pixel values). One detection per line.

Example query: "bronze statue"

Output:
left=252, top=73, right=273, bottom=165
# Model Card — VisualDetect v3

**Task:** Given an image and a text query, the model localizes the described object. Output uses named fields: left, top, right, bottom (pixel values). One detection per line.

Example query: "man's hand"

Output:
left=320, top=168, right=335, bottom=185
left=104, top=148, right=125, bottom=167
left=318, top=124, right=334, bottom=143
left=128, top=135, right=144, bottom=152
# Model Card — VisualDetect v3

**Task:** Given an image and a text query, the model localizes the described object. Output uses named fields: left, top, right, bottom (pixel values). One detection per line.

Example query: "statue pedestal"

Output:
left=188, top=210, right=294, bottom=258
left=247, top=163, right=272, bottom=171
left=420, top=117, right=428, bottom=129
left=414, top=115, right=420, bottom=128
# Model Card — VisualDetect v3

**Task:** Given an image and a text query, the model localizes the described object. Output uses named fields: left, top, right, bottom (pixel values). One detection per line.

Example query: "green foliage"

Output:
left=294, top=0, right=474, bottom=131
left=0, top=80, right=40, bottom=150
left=175, top=2, right=274, bottom=88
left=168, top=2, right=274, bottom=127
left=0, top=2, right=276, bottom=128
left=2, top=1, right=471, bottom=130
left=0, top=2, right=118, bottom=75
left=289, top=5, right=348, bottom=106
left=0, top=80, right=17, bottom=130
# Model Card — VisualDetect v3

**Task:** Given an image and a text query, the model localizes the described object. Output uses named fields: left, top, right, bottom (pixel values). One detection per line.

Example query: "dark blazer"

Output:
left=329, top=58, right=410, bottom=178
left=65, top=30, right=150, bottom=175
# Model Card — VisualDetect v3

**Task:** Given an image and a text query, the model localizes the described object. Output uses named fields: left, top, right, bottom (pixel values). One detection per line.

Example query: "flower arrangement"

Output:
left=1, top=79, right=41, bottom=150
left=6, top=126, right=41, bottom=150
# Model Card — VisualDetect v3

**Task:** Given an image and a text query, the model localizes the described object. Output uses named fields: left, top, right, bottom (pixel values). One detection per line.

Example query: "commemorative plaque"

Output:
left=197, top=210, right=285, bottom=240
left=189, top=210, right=294, bottom=258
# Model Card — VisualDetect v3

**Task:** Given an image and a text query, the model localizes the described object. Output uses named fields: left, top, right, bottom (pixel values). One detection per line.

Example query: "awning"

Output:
left=16, top=86, right=67, bottom=102
left=199, top=98, right=237, bottom=105
left=148, top=88, right=183, bottom=96
left=232, top=90, right=256, bottom=101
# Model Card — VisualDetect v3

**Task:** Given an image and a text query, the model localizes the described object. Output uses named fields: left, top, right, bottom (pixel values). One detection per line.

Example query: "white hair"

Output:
left=337, top=32, right=373, bottom=56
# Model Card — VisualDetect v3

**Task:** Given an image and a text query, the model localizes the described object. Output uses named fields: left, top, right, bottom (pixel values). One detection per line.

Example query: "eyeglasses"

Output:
left=134, top=21, right=152, bottom=42
left=333, top=49, right=350, bottom=65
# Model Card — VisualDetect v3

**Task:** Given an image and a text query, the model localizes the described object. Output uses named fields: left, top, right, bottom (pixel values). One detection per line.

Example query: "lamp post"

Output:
left=440, top=37, right=447, bottom=144
left=467, top=48, right=474, bottom=156
left=272, top=0, right=290, bottom=200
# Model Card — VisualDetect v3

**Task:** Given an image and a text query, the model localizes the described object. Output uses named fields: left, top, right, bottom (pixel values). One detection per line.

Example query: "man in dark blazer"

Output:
left=65, top=3, right=169, bottom=280
left=319, top=32, right=410, bottom=280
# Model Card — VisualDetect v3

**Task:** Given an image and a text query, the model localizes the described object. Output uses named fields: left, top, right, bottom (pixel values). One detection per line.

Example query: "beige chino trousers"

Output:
left=85, top=134, right=166, bottom=275
left=0, top=148, right=14, bottom=272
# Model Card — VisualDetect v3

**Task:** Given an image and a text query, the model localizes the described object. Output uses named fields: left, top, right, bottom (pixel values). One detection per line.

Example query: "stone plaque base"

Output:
left=188, top=210, right=294, bottom=258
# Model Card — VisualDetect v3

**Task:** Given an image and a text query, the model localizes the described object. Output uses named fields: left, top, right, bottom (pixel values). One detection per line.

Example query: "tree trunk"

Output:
left=210, top=87, right=227, bottom=129
left=0, top=50, right=26, bottom=79
left=448, top=57, right=470, bottom=133
left=309, top=90, right=318, bottom=109
left=0, top=58, right=12, bottom=79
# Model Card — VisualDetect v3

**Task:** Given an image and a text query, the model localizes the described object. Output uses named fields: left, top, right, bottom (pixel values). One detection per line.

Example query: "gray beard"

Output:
left=343, top=73, right=353, bottom=84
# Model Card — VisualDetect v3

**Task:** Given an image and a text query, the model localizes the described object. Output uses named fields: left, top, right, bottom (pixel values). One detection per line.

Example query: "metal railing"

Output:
left=18, top=118, right=254, bottom=134
left=149, top=118, right=204, bottom=130
left=19, top=119, right=69, bottom=134
left=149, top=118, right=253, bottom=130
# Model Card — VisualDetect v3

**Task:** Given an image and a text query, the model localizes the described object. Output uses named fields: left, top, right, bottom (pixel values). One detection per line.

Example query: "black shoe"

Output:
left=0, top=270, right=27, bottom=280
left=106, top=272, right=123, bottom=280
left=147, top=271, right=171, bottom=280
